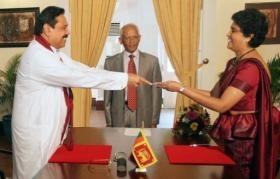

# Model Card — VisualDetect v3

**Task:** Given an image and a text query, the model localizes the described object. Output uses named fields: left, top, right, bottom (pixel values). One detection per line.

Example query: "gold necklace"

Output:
left=232, top=48, right=255, bottom=65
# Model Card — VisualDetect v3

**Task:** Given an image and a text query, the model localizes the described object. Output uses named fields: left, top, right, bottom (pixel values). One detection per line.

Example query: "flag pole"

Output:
left=132, top=120, right=157, bottom=173
left=135, top=120, right=147, bottom=173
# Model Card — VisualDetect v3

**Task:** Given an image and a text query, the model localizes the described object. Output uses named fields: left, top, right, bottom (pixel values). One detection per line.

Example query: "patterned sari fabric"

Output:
left=210, top=58, right=279, bottom=179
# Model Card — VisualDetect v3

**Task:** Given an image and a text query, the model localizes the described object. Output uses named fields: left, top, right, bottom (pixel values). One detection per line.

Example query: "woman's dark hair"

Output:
left=34, top=6, right=65, bottom=35
left=232, top=8, right=268, bottom=48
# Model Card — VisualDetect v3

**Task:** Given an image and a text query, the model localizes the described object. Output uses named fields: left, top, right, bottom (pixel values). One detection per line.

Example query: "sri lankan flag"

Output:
left=131, top=129, right=157, bottom=168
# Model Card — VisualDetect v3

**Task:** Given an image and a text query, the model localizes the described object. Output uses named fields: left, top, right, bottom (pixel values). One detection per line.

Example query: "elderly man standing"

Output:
left=104, top=23, right=162, bottom=128
left=12, top=6, right=149, bottom=179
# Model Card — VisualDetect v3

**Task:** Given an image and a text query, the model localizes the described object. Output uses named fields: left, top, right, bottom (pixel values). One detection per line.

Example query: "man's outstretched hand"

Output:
left=128, top=73, right=152, bottom=87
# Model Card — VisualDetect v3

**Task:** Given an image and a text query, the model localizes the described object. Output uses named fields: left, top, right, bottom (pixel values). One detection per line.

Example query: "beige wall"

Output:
left=0, top=0, right=69, bottom=70
left=201, top=0, right=280, bottom=91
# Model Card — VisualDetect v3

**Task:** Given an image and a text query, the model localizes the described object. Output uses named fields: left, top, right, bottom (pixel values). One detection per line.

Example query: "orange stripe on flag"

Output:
left=131, top=130, right=157, bottom=169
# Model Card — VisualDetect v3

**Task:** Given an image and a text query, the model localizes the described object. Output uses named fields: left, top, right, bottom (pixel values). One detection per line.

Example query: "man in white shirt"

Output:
left=12, top=6, right=149, bottom=179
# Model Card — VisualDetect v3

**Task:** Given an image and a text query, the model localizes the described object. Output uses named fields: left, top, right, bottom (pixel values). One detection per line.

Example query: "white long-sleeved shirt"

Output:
left=12, top=40, right=128, bottom=179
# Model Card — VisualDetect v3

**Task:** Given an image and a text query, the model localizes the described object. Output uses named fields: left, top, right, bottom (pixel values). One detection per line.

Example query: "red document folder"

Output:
left=49, top=144, right=112, bottom=164
left=164, top=145, right=235, bottom=165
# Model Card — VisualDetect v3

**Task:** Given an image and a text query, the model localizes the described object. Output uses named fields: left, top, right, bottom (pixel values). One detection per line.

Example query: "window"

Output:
left=94, top=0, right=177, bottom=108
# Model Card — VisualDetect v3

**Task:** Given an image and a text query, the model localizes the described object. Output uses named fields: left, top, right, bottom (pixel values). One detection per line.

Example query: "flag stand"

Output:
left=131, top=121, right=157, bottom=173
left=135, top=167, right=147, bottom=173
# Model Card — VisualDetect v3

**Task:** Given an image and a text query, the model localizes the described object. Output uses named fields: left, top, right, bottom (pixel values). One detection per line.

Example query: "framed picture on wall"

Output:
left=245, top=2, right=280, bottom=44
left=0, top=7, right=39, bottom=48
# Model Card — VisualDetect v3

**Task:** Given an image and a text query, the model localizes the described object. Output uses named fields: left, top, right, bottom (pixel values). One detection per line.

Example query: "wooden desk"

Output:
left=37, top=127, right=245, bottom=179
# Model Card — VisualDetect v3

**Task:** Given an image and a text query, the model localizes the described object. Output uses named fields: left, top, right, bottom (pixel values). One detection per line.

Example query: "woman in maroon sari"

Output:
left=158, top=9, right=279, bottom=179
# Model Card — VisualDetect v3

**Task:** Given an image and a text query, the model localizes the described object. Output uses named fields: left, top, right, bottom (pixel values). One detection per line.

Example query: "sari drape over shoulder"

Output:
left=210, top=58, right=279, bottom=179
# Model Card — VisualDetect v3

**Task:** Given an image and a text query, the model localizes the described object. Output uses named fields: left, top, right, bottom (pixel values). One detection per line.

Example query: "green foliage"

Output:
left=268, top=54, right=280, bottom=105
left=0, top=54, right=21, bottom=114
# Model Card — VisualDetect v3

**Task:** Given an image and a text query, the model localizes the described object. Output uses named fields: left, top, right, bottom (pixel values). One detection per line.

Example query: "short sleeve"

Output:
left=230, top=62, right=259, bottom=93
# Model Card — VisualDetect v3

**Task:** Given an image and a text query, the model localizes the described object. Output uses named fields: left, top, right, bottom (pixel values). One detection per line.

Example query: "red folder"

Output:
left=164, top=145, right=235, bottom=165
left=49, top=144, right=112, bottom=164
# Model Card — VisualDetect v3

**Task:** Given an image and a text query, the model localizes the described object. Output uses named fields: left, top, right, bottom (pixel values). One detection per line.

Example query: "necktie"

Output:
left=127, top=54, right=137, bottom=111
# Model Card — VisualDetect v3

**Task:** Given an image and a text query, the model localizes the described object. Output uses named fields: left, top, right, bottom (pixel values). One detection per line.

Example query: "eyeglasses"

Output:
left=229, top=27, right=242, bottom=34
left=122, top=35, right=139, bottom=42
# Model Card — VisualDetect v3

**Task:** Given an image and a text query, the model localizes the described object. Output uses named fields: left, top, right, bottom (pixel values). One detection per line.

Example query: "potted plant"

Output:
left=0, top=54, right=21, bottom=143
left=267, top=54, right=280, bottom=107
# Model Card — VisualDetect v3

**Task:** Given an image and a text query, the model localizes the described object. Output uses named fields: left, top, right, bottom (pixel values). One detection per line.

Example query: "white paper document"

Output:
left=124, top=128, right=151, bottom=136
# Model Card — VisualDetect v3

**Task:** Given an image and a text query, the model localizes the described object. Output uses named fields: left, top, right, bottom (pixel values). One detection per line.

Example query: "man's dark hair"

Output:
left=232, top=8, right=268, bottom=48
left=34, top=6, right=65, bottom=35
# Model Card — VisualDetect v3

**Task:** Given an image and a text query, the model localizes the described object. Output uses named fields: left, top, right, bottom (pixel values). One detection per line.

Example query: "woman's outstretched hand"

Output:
left=155, top=81, right=182, bottom=92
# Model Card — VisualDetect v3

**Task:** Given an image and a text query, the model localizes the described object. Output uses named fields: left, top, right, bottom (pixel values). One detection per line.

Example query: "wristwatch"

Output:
left=179, top=87, right=185, bottom=93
